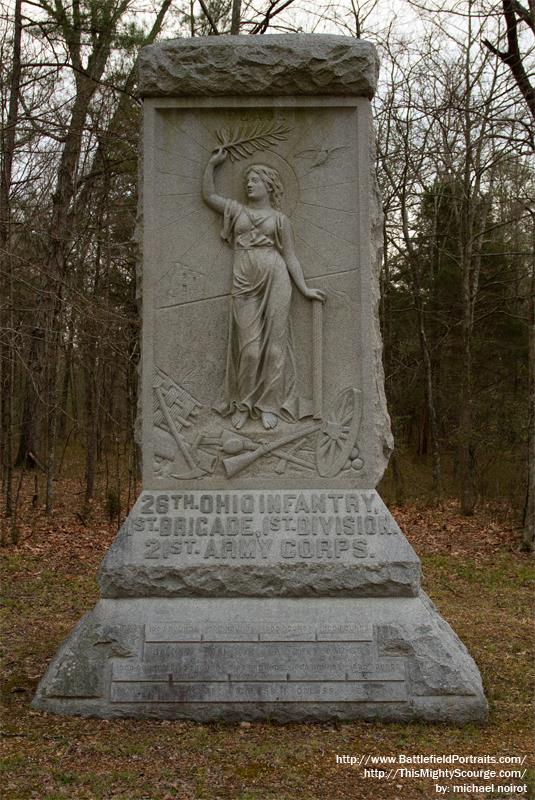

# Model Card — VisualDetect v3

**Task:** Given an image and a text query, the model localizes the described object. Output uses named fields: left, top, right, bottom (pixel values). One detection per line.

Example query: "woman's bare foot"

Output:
left=262, top=411, right=278, bottom=430
left=231, top=409, right=248, bottom=430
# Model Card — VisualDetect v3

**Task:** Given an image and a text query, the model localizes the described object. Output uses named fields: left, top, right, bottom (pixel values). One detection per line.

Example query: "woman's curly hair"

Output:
left=244, top=164, right=284, bottom=210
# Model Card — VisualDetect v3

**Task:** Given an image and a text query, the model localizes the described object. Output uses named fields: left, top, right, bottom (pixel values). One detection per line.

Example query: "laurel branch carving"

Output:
left=215, top=120, right=291, bottom=162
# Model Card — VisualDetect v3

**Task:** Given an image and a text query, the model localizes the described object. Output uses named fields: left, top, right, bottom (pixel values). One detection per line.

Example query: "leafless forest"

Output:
left=1, top=0, right=533, bottom=547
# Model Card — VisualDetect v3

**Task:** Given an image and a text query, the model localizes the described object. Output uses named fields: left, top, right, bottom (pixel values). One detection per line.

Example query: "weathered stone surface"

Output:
left=139, top=35, right=379, bottom=98
left=32, top=595, right=487, bottom=723
left=35, top=612, right=142, bottom=700
left=98, top=490, right=421, bottom=598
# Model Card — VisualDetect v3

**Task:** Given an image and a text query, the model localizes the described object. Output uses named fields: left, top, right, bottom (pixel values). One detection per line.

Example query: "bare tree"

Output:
left=484, top=0, right=535, bottom=122
left=0, top=0, right=23, bottom=534
left=374, top=1, right=532, bottom=515
left=376, top=38, right=444, bottom=501
left=525, top=209, right=535, bottom=551
left=11, top=0, right=175, bottom=513
left=190, top=0, right=299, bottom=35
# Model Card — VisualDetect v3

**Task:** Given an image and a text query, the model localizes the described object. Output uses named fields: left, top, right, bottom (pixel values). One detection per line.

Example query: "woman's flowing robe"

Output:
left=213, top=199, right=302, bottom=422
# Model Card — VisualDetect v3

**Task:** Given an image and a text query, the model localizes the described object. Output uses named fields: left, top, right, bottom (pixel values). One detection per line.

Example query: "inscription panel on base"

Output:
left=110, top=621, right=408, bottom=705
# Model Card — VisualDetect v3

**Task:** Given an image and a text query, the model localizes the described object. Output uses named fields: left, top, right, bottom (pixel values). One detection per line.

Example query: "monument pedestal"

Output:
left=33, top=492, right=487, bottom=723
left=33, top=596, right=486, bottom=723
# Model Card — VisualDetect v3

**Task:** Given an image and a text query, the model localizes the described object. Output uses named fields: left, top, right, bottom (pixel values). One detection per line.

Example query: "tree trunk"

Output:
left=83, top=341, right=97, bottom=508
left=230, top=0, right=241, bottom=34
left=413, top=273, right=443, bottom=500
left=524, top=225, right=535, bottom=551
left=0, top=0, right=23, bottom=519
left=15, top=326, right=43, bottom=468
left=458, top=344, right=476, bottom=515
left=459, top=218, right=477, bottom=516
left=57, top=313, right=75, bottom=444
left=458, top=5, right=477, bottom=517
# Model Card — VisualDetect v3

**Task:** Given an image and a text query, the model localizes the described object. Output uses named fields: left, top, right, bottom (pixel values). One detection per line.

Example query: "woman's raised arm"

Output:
left=202, top=148, right=228, bottom=214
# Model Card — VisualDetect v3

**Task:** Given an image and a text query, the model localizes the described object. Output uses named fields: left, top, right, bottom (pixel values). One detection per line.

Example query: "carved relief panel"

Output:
left=142, top=98, right=382, bottom=489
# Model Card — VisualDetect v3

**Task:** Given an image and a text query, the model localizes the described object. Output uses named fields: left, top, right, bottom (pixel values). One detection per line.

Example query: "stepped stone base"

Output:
left=33, top=491, right=487, bottom=723
left=32, top=593, right=487, bottom=723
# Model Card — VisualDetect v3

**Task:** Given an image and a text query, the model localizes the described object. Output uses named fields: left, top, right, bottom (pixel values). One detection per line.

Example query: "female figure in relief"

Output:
left=202, top=147, right=324, bottom=431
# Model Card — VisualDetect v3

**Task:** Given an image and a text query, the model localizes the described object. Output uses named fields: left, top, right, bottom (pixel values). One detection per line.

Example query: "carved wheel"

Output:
left=316, top=388, right=362, bottom=478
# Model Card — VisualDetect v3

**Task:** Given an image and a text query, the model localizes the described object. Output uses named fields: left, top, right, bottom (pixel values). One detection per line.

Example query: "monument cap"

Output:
left=138, top=34, right=379, bottom=98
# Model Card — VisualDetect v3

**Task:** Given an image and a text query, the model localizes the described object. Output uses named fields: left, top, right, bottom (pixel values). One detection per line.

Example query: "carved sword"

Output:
left=312, top=298, right=323, bottom=419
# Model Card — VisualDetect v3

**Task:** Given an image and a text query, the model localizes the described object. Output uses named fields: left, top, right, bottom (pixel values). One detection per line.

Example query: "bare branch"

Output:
left=198, top=0, right=220, bottom=34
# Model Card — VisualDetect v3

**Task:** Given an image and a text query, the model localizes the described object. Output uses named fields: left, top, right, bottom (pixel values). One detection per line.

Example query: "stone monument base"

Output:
left=32, top=594, right=487, bottom=723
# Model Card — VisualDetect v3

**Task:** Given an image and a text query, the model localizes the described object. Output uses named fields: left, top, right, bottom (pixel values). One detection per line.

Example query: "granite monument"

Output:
left=33, top=34, right=487, bottom=723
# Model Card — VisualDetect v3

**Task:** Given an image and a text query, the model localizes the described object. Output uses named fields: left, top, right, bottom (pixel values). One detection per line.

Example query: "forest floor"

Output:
left=1, top=476, right=534, bottom=800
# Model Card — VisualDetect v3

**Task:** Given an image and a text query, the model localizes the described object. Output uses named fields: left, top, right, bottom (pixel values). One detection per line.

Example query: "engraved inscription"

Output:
left=111, top=681, right=408, bottom=704
left=131, top=491, right=397, bottom=564
left=107, top=608, right=409, bottom=708
left=125, top=643, right=402, bottom=682
left=144, top=621, right=373, bottom=642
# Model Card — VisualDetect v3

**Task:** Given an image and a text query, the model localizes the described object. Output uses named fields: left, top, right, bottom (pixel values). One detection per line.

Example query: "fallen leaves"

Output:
left=394, top=499, right=521, bottom=558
